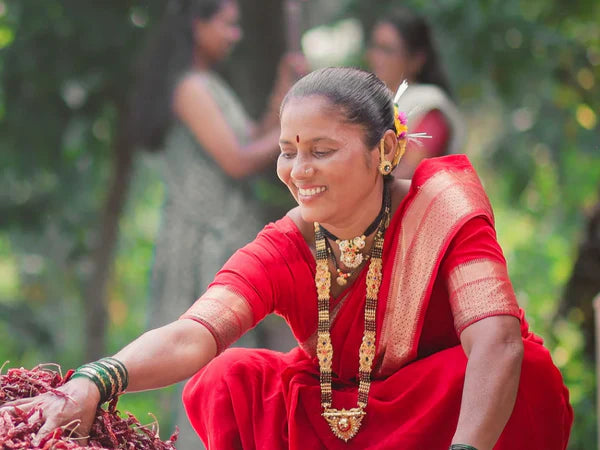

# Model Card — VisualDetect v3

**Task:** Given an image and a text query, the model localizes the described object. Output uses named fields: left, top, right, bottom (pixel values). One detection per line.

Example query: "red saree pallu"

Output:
left=181, top=155, right=573, bottom=449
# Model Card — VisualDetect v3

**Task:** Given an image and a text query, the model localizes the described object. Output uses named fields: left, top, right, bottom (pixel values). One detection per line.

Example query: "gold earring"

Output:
left=378, top=139, right=392, bottom=175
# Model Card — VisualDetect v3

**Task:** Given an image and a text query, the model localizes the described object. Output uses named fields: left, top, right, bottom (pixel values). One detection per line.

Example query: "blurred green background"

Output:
left=0, top=0, right=599, bottom=448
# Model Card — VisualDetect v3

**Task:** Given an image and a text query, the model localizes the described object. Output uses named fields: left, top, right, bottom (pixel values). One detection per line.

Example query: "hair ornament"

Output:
left=393, top=80, right=409, bottom=104
left=390, top=80, right=431, bottom=167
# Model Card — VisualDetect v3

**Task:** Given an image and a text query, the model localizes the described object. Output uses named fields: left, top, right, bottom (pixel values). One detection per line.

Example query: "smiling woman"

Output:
left=0, top=68, right=572, bottom=450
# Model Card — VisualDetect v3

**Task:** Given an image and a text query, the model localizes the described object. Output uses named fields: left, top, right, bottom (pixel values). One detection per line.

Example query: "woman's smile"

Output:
left=296, top=185, right=327, bottom=202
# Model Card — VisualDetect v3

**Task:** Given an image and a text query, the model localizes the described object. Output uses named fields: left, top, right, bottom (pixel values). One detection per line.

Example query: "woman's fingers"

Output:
left=33, top=416, right=59, bottom=447
left=2, top=381, right=97, bottom=445
left=0, top=397, right=39, bottom=416
left=1, top=396, right=37, bottom=408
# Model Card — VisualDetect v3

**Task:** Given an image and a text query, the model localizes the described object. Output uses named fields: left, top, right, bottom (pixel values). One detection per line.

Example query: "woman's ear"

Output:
left=383, top=129, right=398, bottom=158
left=374, top=129, right=399, bottom=175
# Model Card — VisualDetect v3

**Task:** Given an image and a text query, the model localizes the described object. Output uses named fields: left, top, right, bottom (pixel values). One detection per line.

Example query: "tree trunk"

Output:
left=84, top=107, right=135, bottom=361
left=556, top=187, right=600, bottom=361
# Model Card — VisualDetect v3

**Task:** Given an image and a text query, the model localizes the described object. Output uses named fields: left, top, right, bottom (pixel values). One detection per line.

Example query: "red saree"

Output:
left=181, top=155, right=573, bottom=449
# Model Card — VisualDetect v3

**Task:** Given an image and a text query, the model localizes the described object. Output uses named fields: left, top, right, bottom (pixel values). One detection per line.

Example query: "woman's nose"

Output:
left=291, top=159, right=313, bottom=179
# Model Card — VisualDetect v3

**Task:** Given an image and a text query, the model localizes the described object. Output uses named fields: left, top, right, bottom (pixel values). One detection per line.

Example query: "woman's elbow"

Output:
left=220, top=161, right=251, bottom=179
left=496, top=338, right=524, bottom=370
left=469, top=332, right=524, bottom=368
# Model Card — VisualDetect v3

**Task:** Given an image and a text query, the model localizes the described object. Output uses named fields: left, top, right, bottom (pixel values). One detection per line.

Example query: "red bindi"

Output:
left=296, top=135, right=300, bottom=143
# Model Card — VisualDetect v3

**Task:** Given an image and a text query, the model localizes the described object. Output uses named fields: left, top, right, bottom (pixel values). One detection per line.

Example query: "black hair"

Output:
left=281, top=67, right=395, bottom=149
left=379, top=7, right=452, bottom=97
left=127, top=0, right=228, bottom=151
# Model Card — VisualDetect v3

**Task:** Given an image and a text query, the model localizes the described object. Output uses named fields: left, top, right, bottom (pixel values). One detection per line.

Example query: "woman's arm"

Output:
left=113, top=319, right=217, bottom=391
left=0, top=319, right=217, bottom=443
left=250, top=52, right=308, bottom=135
left=173, top=75, right=281, bottom=179
left=451, top=315, right=523, bottom=450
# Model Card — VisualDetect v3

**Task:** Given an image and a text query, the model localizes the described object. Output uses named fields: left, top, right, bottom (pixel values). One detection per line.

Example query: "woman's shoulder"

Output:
left=406, top=83, right=449, bottom=101
left=410, top=154, right=477, bottom=187
left=403, top=155, right=493, bottom=218
left=282, top=208, right=313, bottom=245
left=253, top=211, right=313, bottom=257
left=174, top=71, right=215, bottom=97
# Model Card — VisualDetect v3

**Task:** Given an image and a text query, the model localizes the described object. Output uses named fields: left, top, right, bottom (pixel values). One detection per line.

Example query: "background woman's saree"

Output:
left=181, top=156, right=573, bottom=449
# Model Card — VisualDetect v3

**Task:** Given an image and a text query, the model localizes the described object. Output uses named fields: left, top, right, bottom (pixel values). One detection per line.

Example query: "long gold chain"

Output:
left=314, top=189, right=389, bottom=442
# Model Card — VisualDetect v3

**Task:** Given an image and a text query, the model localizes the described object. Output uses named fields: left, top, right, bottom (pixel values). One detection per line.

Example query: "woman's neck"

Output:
left=192, top=50, right=213, bottom=71
left=321, top=181, right=386, bottom=240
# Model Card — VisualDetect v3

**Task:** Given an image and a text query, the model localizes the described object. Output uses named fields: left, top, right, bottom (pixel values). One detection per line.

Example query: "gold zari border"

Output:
left=377, top=167, right=493, bottom=377
left=179, top=285, right=253, bottom=354
left=447, top=258, right=520, bottom=334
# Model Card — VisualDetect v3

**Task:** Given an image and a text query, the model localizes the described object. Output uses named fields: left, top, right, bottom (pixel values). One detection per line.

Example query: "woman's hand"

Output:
left=0, top=376, right=100, bottom=445
left=270, top=52, right=309, bottom=106
left=278, top=51, right=310, bottom=85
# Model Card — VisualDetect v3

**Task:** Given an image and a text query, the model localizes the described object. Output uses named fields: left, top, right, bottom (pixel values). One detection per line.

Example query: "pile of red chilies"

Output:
left=0, top=364, right=178, bottom=449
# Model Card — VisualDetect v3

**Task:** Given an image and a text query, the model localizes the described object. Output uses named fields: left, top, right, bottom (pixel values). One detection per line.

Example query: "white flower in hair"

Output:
left=391, top=80, right=432, bottom=165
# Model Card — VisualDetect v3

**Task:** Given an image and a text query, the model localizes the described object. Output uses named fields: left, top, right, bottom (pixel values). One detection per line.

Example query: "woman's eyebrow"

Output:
left=279, top=136, right=339, bottom=145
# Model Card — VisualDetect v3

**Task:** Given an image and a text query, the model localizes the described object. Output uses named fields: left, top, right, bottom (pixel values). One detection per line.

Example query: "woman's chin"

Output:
left=299, top=206, right=326, bottom=225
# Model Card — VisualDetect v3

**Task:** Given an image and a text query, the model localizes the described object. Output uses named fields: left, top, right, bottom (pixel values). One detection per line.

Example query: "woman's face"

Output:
left=367, top=22, right=417, bottom=89
left=277, top=96, right=382, bottom=228
left=194, top=1, right=242, bottom=63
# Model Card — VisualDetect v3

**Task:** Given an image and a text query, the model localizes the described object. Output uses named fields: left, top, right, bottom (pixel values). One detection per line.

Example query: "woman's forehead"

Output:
left=281, top=96, right=348, bottom=130
left=282, top=95, right=335, bottom=116
left=280, top=97, right=363, bottom=142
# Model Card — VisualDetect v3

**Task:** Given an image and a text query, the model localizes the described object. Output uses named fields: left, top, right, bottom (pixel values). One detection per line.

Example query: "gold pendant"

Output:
left=322, top=407, right=366, bottom=442
left=337, top=235, right=366, bottom=269
left=336, top=275, right=347, bottom=286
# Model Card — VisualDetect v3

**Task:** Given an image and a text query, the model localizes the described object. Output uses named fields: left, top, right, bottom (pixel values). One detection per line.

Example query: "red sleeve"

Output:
left=180, top=219, right=317, bottom=352
left=413, top=109, right=450, bottom=157
left=208, top=221, right=312, bottom=325
left=440, top=217, right=521, bottom=335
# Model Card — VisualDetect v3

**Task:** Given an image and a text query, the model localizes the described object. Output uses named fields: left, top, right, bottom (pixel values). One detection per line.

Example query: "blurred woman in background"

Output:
left=367, top=6, right=465, bottom=178
left=127, top=0, right=304, bottom=446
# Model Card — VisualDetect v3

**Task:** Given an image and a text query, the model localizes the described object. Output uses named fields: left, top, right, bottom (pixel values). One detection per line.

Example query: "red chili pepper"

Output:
left=1, top=364, right=179, bottom=449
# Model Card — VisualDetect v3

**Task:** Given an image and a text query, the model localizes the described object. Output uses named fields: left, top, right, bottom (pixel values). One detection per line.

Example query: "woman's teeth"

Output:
left=299, top=186, right=326, bottom=196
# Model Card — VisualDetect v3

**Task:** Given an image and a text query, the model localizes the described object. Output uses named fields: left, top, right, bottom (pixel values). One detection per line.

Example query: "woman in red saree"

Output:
left=1, top=68, right=572, bottom=449
left=180, top=69, right=572, bottom=449
left=182, top=158, right=572, bottom=449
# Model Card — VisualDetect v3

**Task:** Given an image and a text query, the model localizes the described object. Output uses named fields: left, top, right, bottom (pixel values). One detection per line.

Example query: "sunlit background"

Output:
left=1, top=0, right=599, bottom=448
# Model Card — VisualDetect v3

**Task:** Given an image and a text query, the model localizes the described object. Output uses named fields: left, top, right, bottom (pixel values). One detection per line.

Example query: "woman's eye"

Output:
left=279, top=151, right=295, bottom=159
left=313, top=149, right=333, bottom=157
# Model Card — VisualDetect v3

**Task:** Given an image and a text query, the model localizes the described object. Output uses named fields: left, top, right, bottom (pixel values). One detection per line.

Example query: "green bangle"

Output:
left=74, top=362, right=113, bottom=403
left=90, top=361, right=119, bottom=398
left=449, top=445, right=478, bottom=450
left=71, top=370, right=108, bottom=402
left=89, top=362, right=115, bottom=392
left=104, top=357, right=129, bottom=392
left=72, top=358, right=129, bottom=404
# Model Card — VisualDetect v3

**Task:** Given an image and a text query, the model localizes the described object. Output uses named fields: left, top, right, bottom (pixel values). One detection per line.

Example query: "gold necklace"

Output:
left=326, top=240, right=370, bottom=286
left=313, top=193, right=389, bottom=442
left=320, top=187, right=390, bottom=271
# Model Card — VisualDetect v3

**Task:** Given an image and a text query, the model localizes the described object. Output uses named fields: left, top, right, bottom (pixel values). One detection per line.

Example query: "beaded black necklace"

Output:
left=313, top=183, right=391, bottom=441
left=320, top=182, right=391, bottom=274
